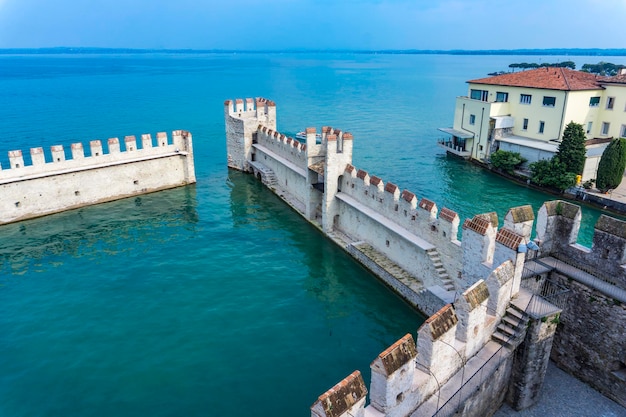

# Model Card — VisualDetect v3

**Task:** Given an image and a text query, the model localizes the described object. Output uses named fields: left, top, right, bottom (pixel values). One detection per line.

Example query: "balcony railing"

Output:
left=437, top=139, right=471, bottom=158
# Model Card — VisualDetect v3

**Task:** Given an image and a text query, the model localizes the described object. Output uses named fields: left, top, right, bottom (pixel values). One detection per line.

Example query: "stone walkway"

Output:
left=587, top=172, right=626, bottom=204
left=494, top=362, right=626, bottom=417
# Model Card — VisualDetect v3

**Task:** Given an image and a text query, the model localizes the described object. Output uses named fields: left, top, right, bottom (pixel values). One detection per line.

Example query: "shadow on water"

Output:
left=227, top=169, right=426, bottom=322
left=226, top=170, right=425, bottom=412
left=0, top=185, right=199, bottom=276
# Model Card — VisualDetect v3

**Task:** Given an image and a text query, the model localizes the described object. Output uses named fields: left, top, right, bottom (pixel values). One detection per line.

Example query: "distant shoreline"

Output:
left=1, top=47, right=626, bottom=56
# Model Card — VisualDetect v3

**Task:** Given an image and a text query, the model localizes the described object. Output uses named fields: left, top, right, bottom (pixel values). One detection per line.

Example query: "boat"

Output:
left=295, top=131, right=322, bottom=143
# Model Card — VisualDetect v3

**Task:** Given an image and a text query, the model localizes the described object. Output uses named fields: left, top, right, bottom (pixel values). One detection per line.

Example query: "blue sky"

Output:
left=0, top=0, right=624, bottom=50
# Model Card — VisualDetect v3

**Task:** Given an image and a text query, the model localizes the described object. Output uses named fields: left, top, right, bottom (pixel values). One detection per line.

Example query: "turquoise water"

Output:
left=0, top=53, right=620, bottom=416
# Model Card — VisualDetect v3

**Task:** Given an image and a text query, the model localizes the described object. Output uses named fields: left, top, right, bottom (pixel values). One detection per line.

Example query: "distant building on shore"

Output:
left=438, top=67, right=626, bottom=181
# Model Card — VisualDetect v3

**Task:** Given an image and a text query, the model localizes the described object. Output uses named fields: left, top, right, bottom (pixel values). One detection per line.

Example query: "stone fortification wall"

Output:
left=0, top=130, right=195, bottom=225
left=337, top=164, right=463, bottom=288
left=224, top=99, right=626, bottom=414
left=536, top=200, right=626, bottom=289
left=252, top=126, right=309, bottom=207
left=225, top=98, right=276, bottom=171
left=256, top=126, right=307, bottom=169
left=311, top=276, right=523, bottom=417
left=224, top=97, right=530, bottom=312
left=532, top=200, right=626, bottom=407
left=549, top=271, right=626, bottom=407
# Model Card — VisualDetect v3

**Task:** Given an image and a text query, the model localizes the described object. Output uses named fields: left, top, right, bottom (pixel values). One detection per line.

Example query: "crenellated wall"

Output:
left=224, top=97, right=533, bottom=313
left=313, top=277, right=522, bottom=417
left=336, top=164, right=463, bottom=289
left=536, top=200, right=626, bottom=289
left=0, top=130, right=195, bottom=224
left=225, top=98, right=626, bottom=415
left=532, top=200, right=626, bottom=407
left=224, top=98, right=277, bottom=171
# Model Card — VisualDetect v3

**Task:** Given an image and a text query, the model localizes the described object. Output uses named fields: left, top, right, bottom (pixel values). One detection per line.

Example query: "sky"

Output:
left=0, top=0, right=624, bottom=50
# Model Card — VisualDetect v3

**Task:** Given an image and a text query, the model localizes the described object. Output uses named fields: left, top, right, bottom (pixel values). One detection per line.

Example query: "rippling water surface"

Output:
left=0, top=52, right=620, bottom=416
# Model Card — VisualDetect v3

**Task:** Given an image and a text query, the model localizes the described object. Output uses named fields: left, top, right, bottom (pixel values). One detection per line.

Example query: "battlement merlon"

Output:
left=31, top=147, right=45, bottom=165
left=311, top=371, right=367, bottom=417
left=225, top=97, right=277, bottom=172
left=535, top=200, right=626, bottom=288
left=224, top=97, right=277, bottom=126
left=1, top=130, right=194, bottom=182
left=0, top=130, right=195, bottom=225
left=369, top=334, right=418, bottom=415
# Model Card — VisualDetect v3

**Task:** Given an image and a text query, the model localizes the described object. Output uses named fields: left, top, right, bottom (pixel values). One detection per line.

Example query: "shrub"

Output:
left=596, top=137, right=626, bottom=192
left=490, top=150, right=527, bottom=174
left=530, top=158, right=577, bottom=191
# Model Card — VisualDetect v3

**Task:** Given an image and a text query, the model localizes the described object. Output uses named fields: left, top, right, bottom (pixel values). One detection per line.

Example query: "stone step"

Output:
left=496, top=323, right=517, bottom=337
left=509, top=302, right=529, bottom=316
left=440, top=278, right=455, bottom=291
left=503, top=315, right=526, bottom=330
left=506, top=306, right=527, bottom=321
left=491, top=304, right=530, bottom=348
left=492, top=330, right=515, bottom=348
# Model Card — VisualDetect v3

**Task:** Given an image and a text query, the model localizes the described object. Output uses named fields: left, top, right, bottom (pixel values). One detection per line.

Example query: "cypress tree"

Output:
left=596, top=137, right=626, bottom=192
left=556, top=122, right=587, bottom=175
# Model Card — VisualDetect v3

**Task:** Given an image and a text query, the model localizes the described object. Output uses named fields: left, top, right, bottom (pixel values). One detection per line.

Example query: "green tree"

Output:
left=556, top=122, right=586, bottom=175
left=490, top=150, right=527, bottom=174
left=596, top=137, right=626, bottom=192
left=530, top=158, right=577, bottom=191
left=581, top=62, right=626, bottom=76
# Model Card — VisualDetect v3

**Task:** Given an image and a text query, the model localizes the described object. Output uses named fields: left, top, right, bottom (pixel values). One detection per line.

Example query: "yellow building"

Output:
left=438, top=68, right=626, bottom=180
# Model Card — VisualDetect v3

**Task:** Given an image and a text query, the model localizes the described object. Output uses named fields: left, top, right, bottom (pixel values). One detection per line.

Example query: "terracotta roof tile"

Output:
left=371, top=334, right=416, bottom=376
left=418, top=198, right=435, bottom=212
left=496, top=228, right=523, bottom=250
left=462, top=216, right=491, bottom=236
left=384, top=182, right=398, bottom=193
left=370, top=175, right=382, bottom=186
left=598, top=74, right=626, bottom=85
left=423, top=304, right=458, bottom=340
left=585, top=137, right=613, bottom=146
left=313, top=371, right=367, bottom=417
left=356, top=169, right=368, bottom=180
left=439, top=207, right=459, bottom=223
left=401, top=190, right=416, bottom=203
left=478, top=212, right=499, bottom=227
left=469, top=67, right=601, bottom=91
left=463, top=280, right=490, bottom=310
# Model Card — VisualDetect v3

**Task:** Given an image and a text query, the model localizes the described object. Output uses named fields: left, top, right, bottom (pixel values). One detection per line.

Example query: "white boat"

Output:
left=295, top=131, right=322, bottom=142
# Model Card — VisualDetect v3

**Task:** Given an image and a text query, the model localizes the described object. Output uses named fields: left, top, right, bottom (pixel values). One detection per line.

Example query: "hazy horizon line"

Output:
left=1, top=47, right=626, bottom=56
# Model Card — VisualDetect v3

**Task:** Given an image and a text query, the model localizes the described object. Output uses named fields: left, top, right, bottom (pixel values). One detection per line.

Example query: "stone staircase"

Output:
left=351, top=242, right=424, bottom=293
left=426, top=248, right=455, bottom=291
left=249, top=161, right=277, bottom=188
left=491, top=304, right=529, bottom=349
left=260, top=169, right=277, bottom=188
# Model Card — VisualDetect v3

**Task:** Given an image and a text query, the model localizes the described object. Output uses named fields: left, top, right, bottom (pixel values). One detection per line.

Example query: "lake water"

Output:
left=0, top=52, right=621, bottom=416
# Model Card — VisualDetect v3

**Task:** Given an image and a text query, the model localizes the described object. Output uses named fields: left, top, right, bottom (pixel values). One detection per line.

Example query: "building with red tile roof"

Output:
left=438, top=67, right=626, bottom=182
left=468, top=67, right=601, bottom=91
